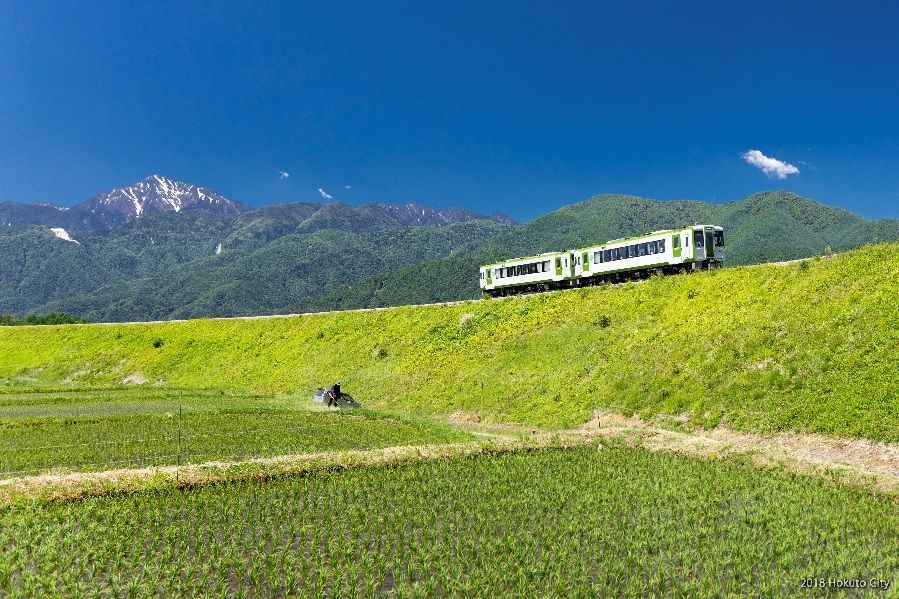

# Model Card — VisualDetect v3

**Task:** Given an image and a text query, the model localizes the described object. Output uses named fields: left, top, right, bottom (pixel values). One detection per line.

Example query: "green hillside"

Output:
left=298, top=191, right=899, bottom=311
left=2, top=190, right=897, bottom=321
left=2, top=243, right=896, bottom=441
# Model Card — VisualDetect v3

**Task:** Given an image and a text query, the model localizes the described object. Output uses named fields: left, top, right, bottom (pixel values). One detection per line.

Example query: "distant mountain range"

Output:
left=0, top=175, right=514, bottom=230
left=0, top=176, right=896, bottom=321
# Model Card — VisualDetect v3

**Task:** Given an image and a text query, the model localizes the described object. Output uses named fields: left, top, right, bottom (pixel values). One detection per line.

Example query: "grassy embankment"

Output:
left=1, top=243, right=897, bottom=441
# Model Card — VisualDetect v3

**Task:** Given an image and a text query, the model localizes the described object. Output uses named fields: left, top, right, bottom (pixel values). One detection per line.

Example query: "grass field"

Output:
left=0, top=389, right=471, bottom=477
left=1, top=243, right=897, bottom=440
left=2, top=446, right=896, bottom=597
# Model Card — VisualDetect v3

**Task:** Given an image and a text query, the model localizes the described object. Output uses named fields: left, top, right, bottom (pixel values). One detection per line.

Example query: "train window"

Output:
left=694, top=231, right=704, bottom=247
left=603, top=249, right=610, bottom=262
left=714, top=230, right=724, bottom=246
left=658, top=239, right=665, bottom=252
left=628, top=245, right=636, bottom=258
left=638, top=243, right=646, bottom=256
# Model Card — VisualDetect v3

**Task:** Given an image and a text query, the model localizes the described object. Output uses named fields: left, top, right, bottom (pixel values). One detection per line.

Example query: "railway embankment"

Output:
left=1, top=242, right=897, bottom=441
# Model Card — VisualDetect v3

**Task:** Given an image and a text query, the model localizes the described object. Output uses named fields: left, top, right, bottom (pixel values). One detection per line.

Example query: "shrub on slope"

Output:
left=0, top=244, right=896, bottom=441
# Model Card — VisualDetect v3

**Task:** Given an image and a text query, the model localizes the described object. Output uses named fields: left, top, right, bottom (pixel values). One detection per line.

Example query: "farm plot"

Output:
left=1, top=446, right=896, bottom=597
left=0, top=389, right=470, bottom=477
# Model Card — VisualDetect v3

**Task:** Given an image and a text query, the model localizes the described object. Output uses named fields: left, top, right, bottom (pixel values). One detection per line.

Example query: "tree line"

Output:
left=0, top=313, right=90, bottom=326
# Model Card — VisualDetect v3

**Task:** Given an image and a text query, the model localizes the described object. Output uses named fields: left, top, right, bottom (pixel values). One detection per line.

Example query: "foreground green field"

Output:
left=2, top=446, right=896, bottom=597
left=1, top=243, right=897, bottom=440
left=0, top=389, right=470, bottom=477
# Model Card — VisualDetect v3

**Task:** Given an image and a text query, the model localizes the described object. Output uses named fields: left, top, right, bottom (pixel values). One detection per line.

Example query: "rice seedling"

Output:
left=1, top=446, right=895, bottom=596
left=0, top=389, right=470, bottom=476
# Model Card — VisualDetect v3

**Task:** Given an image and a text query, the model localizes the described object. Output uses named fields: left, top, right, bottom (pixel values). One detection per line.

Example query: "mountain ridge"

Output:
left=1, top=186, right=897, bottom=321
left=0, top=175, right=516, bottom=231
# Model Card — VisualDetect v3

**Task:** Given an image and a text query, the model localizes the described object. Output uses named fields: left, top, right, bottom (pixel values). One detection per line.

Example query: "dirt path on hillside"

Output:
left=579, top=412, right=898, bottom=495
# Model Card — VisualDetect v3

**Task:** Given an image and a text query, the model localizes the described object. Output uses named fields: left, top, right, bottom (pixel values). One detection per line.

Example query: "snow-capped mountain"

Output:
left=68, top=175, right=246, bottom=227
left=0, top=175, right=514, bottom=231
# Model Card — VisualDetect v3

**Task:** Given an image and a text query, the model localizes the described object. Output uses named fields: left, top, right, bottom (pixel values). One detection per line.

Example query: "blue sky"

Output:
left=1, top=1, right=897, bottom=221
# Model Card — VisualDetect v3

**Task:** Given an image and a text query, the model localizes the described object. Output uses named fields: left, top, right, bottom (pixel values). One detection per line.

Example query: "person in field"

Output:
left=327, top=381, right=341, bottom=407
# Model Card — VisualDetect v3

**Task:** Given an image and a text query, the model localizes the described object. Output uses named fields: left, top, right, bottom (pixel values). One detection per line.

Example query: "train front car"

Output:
left=690, top=225, right=724, bottom=268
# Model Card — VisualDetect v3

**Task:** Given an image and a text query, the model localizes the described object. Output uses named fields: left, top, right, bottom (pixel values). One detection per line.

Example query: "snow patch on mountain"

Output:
left=50, top=227, right=80, bottom=244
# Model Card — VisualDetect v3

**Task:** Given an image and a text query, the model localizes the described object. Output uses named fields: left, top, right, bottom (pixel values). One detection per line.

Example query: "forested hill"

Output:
left=314, top=191, right=899, bottom=311
left=1, top=190, right=896, bottom=321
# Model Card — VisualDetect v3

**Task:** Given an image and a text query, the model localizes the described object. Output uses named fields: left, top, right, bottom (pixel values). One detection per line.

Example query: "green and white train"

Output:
left=479, top=225, right=724, bottom=297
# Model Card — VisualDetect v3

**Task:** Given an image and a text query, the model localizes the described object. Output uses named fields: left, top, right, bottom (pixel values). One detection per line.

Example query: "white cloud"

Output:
left=279, top=171, right=290, bottom=179
left=318, top=188, right=334, bottom=201
left=741, top=149, right=800, bottom=179
left=345, top=185, right=352, bottom=190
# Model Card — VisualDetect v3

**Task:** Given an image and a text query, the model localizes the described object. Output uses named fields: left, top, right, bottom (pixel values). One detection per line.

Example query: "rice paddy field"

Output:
left=1, top=446, right=896, bottom=597
left=0, top=388, right=471, bottom=477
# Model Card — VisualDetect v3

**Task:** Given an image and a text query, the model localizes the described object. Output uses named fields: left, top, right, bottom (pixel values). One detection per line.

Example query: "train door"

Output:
left=704, top=228, right=715, bottom=258
left=693, top=230, right=705, bottom=260
left=570, top=253, right=576, bottom=278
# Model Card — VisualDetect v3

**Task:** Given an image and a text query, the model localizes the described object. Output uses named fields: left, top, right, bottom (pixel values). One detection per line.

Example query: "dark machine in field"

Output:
left=313, top=383, right=361, bottom=409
